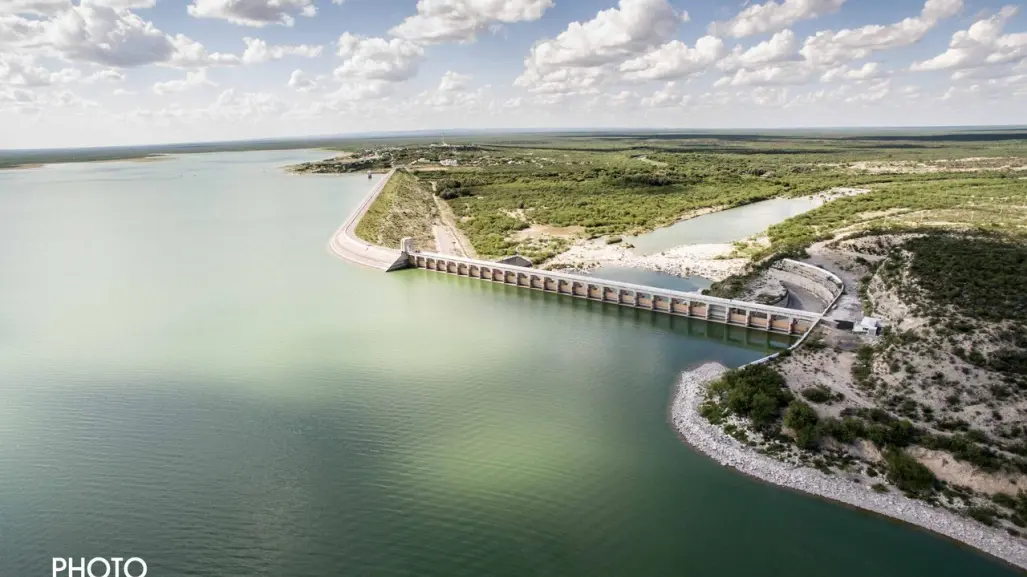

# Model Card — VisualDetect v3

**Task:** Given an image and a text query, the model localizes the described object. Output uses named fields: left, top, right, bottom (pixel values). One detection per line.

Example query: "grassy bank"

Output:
left=354, top=170, right=438, bottom=251
left=291, top=131, right=1027, bottom=262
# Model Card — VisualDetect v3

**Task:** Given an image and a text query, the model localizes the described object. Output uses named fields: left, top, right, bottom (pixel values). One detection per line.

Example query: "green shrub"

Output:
left=707, top=365, right=794, bottom=431
left=784, top=401, right=821, bottom=450
left=884, top=450, right=938, bottom=498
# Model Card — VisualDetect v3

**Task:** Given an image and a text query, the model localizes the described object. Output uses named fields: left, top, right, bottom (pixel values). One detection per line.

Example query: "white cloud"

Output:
left=91, top=0, right=157, bottom=8
left=0, top=54, right=80, bottom=86
left=287, top=69, right=315, bottom=92
left=9, top=2, right=236, bottom=69
left=186, top=0, right=316, bottom=28
left=46, top=2, right=175, bottom=67
left=521, top=0, right=681, bottom=74
left=718, top=29, right=800, bottom=71
left=0, top=14, right=48, bottom=46
left=709, top=0, right=846, bottom=38
left=328, top=80, right=393, bottom=101
left=334, top=33, right=424, bottom=82
left=153, top=68, right=215, bottom=95
left=1, top=0, right=69, bottom=16
left=801, top=0, right=963, bottom=66
left=514, top=65, right=608, bottom=95
left=911, top=6, right=1027, bottom=74
left=715, top=62, right=814, bottom=86
left=437, top=70, right=471, bottom=92
left=820, top=61, right=882, bottom=82
left=390, top=0, right=554, bottom=44
left=168, top=34, right=241, bottom=67
left=84, top=68, right=124, bottom=82
left=620, top=36, right=726, bottom=81
left=641, top=81, right=689, bottom=107
left=241, top=37, right=322, bottom=64
left=112, top=88, right=136, bottom=95
left=210, top=88, right=284, bottom=119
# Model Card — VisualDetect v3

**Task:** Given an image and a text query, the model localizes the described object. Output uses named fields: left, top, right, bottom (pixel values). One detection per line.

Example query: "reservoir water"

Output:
left=0, top=151, right=1018, bottom=577
left=627, top=197, right=821, bottom=255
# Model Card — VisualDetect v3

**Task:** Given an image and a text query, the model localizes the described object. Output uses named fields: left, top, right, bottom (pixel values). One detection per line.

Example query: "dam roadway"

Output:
left=329, top=170, right=821, bottom=336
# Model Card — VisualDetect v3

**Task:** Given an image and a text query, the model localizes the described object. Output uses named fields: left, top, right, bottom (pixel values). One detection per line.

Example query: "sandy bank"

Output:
left=671, top=362, right=1027, bottom=571
left=546, top=239, right=747, bottom=281
left=545, top=189, right=869, bottom=282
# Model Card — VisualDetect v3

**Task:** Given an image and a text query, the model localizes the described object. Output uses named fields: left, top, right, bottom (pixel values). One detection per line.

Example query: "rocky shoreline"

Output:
left=671, top=362, right=1027, bottom=572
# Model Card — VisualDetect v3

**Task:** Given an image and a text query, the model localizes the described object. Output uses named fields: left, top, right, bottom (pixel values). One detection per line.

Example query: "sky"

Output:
left=1, top=0, right=1026, bottom=148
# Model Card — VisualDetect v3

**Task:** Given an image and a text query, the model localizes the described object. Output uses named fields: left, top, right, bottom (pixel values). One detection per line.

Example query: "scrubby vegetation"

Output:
left=287, top=130, right=1027, bottom=262
left=354, top=169, right=437, bottom=250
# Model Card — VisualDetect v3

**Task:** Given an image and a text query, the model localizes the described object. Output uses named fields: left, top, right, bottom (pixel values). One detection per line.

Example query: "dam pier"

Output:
left=329, top=170, right=822, bottom=336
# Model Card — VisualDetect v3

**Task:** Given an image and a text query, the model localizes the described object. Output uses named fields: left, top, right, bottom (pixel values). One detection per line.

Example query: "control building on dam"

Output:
left=401, top=241, right=818, bottom=337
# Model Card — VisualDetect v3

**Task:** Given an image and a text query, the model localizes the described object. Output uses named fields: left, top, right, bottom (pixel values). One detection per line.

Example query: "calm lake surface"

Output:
left=627, top=197, right=821, bottom=255
left=0, top=151, right=1017, bottom=577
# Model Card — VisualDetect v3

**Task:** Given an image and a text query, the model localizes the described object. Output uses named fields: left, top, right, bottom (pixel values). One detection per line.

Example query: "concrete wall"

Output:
left=768, top=259, right=844, bottom=310
left=409, top=252, right=821, bottom=336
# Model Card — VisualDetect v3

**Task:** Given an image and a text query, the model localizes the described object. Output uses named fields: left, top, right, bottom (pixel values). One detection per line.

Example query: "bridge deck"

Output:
left=408, top=251, right=819, bottom=335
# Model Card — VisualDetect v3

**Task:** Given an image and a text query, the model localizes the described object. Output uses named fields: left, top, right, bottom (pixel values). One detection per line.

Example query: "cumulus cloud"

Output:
left=45, top=2, right=175, bottom=66
left=620, top=36, right=726, bottom=81
left=709, top=0, right=846, bottom=38
left=187, top=0, right=316, bottom=27
left=0, top=14, right=49, bottom=46
left=718, top=29, right=801, bottom=72
left=521, top=0, right=681, bottom=74
left=2, top=2, right=237, bottom=68
left=437, top=70, right=471, bottom=92
left=91, top=0, right=157, bottom=8
left=641, top=81, right=690, bottom=107
left=715, top=62, right=814, bottom=87
left=153, top=68, right=215, bottom=94
left=0, top=54, right=80, bottom=86
left=911, top=6, right=1027, bottom=74
left=514, top=65, right=608, bottom=95
left=168, top=34, right=241, bottom=67
left=1, top=0, right=70, bottom=16
left=820, top=61, right=882, bottom=82
left=328, top=80, right=393, bottom=102
left=390, top=0, right=554, bottom=44
left=287, top=69, right=316, bottom=92
left=210, top=88, right=284, bottom=119
left=334, top=33, right=424, bottom=82
left=241, top=37, right=322, bottom=64
left=801, top=0, right=963, bottom=66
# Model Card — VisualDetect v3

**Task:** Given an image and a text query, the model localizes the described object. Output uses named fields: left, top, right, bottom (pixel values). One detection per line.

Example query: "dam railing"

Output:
left=404, top=250, right=819, bottom=336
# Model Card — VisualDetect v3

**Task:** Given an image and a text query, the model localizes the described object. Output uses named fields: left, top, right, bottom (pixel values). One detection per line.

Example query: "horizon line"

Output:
left=4, top=123, right=1027, bottom=154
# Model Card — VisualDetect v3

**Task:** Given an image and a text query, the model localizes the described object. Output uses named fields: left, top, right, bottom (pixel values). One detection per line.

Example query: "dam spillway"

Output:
left=328, top=169, right=822, bottom=337
left=404, top=251, right=817, bottom=336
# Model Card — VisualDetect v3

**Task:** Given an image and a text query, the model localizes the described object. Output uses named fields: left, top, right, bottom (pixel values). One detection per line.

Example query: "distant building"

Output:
left=854, top=316, right=882, bottom=335
left=440, top=159, right=458, bottom=167
left=498, top=255, right=532, bottom=268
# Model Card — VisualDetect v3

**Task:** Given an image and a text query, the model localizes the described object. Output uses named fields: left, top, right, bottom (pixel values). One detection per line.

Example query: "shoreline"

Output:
left=546, top=240, right=747, bottom=281
left=671, top=362, right=1027, bottom=572
left=544, top=188, right=870, bottom=282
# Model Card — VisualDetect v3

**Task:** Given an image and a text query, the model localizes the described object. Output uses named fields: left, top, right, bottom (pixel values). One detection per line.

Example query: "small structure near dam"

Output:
left=328, top=169, right=822, bottom=337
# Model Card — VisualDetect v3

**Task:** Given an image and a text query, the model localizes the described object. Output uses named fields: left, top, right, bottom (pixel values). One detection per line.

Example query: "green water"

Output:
left=0, top=151, right=1018, bottom=576
left=626, top=197, right=822, bottom=255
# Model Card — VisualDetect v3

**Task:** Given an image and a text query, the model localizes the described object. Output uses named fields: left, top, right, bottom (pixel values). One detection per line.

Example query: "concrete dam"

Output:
left=329, top=170, right=822, bottom=336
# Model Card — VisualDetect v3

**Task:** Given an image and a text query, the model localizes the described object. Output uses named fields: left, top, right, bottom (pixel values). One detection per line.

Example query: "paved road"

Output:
left=327, top=170, right=406, bottom=270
